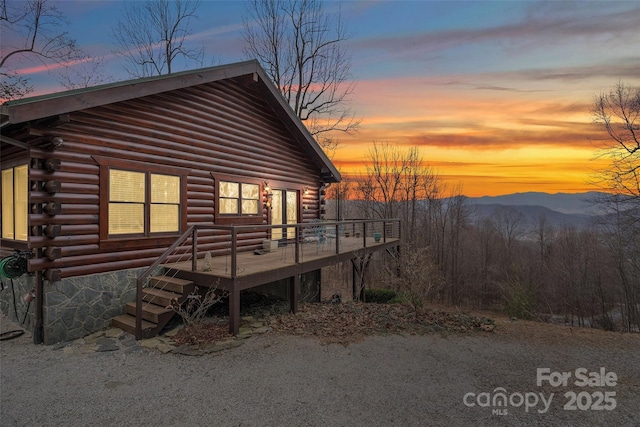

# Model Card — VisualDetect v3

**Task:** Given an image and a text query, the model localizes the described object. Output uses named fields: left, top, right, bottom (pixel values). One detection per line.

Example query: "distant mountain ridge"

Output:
left=464, top=191, right=609, bottom=230
left=465, top=191, right=607, bottom=216
left=467, top=203, right=595, bottom=229
left=327, top=191, right=610, bottom=230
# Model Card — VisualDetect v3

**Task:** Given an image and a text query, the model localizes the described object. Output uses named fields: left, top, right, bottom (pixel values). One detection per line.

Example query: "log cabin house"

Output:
left=1, top=60, right=401, bottom=344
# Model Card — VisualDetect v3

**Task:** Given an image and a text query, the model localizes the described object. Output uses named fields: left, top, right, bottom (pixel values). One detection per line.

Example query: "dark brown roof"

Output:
left=1, top=60, right=340, bottom=182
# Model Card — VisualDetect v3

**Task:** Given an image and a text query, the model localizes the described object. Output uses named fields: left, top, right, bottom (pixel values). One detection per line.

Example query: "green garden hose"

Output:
left=0, top=252, right=29, bottom=280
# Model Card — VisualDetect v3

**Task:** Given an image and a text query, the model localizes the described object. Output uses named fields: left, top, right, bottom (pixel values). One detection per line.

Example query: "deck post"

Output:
left=295, top=226, right=300, bottom=263
left=231, top=228, right=237, bottom=278
left=229, top=287, right=240, bottom=335
left=352, top=261, right=357, bottom=301
left=363, top=222, right=368, bottom=248
left=191, top=227, right=197, bottom=271
left=290, top=275, right=300, bottom=313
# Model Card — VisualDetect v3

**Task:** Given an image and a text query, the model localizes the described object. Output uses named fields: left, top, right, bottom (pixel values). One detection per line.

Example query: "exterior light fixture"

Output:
left=47, top=136, right=64, bottom=150
left=303, top=186, right=309, bottom=196
left=264, top=181, right=273, bottom=209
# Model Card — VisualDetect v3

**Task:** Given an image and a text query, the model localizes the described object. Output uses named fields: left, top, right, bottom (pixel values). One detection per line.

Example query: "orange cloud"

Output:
left=327, top=68, right=617, bottom=196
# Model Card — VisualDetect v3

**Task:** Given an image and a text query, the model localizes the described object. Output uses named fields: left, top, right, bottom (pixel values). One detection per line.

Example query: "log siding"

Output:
left=1, top=68, right=332, bottom=280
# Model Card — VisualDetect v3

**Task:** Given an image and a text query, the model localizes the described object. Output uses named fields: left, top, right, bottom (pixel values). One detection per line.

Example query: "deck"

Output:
left=165, top=235, right=400, bottom=289
left=133, top=219, right=402, bottom=337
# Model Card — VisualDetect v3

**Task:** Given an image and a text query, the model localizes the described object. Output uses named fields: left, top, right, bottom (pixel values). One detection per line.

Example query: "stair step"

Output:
left=142, top=287, right=182, bottom=307
left=125, top=302, right=175, bottom=324
left=112, top=314, right=156, bottom=337
left=149, top=275, right=194, bottom=293
left=113, top=274, right=193, bottom=340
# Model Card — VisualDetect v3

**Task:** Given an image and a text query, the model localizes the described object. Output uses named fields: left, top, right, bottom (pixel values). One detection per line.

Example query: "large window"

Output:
left=96, top=156, right=188, bottom=246
left=219, top=180, right=260, bottom=216
left=1, top=164, right=28, bottom=241
left=108, top=169, right=181, bottom=236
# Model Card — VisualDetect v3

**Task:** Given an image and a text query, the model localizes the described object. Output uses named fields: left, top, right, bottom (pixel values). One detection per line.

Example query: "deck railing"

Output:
left=134, top=218, right=401, bottom=339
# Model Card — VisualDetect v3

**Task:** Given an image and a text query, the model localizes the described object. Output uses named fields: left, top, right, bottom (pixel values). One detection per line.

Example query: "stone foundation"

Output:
left=42, top=268, right=146, bottom=344
left=1, top=267, right=321, bottom=345
left=1, top=268, right=146, bottom=344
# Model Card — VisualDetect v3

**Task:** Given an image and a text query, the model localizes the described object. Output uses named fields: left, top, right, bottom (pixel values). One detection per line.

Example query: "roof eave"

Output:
left=1, top=60, right=261, bottom=124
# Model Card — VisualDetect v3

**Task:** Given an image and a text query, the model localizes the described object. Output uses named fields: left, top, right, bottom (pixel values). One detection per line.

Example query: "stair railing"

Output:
left=135, top=225, right=196, bottom=339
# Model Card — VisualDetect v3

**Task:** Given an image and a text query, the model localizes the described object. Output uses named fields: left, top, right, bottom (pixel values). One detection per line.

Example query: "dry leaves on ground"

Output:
left=171, top=301, right=495, bottom=346
left=268, top=302, right=495, bottom=345
left=172, top=322, right=232, bottom=346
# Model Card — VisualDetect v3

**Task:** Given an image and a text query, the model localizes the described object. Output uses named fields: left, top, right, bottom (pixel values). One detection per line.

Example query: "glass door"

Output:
left=270, top=189, right=298, bottom=240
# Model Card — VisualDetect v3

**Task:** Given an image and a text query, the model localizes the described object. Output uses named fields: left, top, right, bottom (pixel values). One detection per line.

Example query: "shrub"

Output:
left=391, top=246, right=444, bottom=308
left=170, top=285, right=228, bottom=326
left=500, top=276, right=536, bottom=320
left=365, top=288, right=397, bottom=303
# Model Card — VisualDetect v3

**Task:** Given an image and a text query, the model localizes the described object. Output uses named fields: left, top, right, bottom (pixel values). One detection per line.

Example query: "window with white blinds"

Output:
left=1, top=164, right=28, bottom=241
left=108, top=169, right=181, bottom=236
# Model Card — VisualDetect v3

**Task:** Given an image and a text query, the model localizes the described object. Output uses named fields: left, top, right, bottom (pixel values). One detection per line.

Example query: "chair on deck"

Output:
left=303, top=219, right=328, bottom=254
left=324, top=222, right=343, bottom=251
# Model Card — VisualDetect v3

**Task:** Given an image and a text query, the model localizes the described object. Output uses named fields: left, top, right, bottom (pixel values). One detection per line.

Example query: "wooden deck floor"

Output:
left=164, top=236, right=400, bottom=289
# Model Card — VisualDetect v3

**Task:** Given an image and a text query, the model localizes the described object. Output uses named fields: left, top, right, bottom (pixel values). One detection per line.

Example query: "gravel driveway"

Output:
left=1, top=314, right=638, bottom=426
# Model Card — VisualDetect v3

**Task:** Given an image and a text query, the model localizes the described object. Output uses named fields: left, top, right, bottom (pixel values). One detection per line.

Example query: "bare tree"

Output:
left=491, top=205, right=526, bottom=266
left=58, top=55, right=113, bottom=90
left=357, top=141, right=408, bottom=220
left=242, top=0, right=359, bottom=148
left=599, top=195, right=640, bottom=331
left=111, top=0, right=204, bottom=78
left=592, top=81, right=640, bottom=201
left=399, top=147, right=439, bottom=242
left=534, top=213, right=554, bottom=262
left=0, top=0, right=82, bottom=100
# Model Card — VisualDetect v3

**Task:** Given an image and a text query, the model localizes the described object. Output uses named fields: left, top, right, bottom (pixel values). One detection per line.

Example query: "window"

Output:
left=109, top=170, right=145, bottom=235
left=1, top=164, right=28, bottom=241
left=108, top=169, right=181, bottom=236
left=95, top=156, right=188, bottom=246
left=150, top=174, right=181, bottom=233
left=219, top=180, right=259, bottom=216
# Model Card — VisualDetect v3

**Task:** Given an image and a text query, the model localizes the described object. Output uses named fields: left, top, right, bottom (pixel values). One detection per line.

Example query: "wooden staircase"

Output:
left=112, top=275, right=194, bottom=339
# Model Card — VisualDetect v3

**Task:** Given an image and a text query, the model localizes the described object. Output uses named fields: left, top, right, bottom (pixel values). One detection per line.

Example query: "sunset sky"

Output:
left=3, top=0, right=639, bottom=196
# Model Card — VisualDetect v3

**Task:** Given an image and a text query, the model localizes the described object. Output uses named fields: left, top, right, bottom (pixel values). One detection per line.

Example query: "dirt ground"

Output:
left=1, top=305, right=639, bottom=427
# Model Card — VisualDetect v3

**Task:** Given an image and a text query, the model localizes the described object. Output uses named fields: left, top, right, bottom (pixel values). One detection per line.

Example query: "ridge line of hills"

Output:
left=329, top=191, right=611, bottom=230
left=464, top=191, right=606, bottom=215
left=463, top=191, right=608, bottom=229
